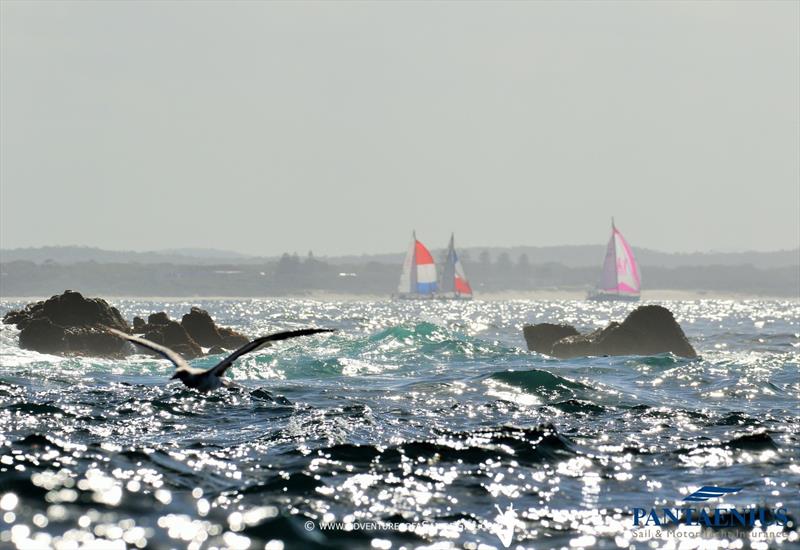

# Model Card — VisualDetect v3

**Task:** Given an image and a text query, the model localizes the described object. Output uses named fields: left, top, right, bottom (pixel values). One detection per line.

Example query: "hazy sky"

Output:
left=1, top=1, right=798, bottom=256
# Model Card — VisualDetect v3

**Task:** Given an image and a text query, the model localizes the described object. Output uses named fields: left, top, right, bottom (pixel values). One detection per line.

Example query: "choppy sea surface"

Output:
left=0, top=298, right=798, bottom=549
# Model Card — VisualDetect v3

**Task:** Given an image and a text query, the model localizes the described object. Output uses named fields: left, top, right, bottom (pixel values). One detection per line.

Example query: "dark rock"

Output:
left=207, top=345, right=227, bottom=356
left=143, top=321, right=203, bottom=359
left=523, top=323, right=579, bottom=355
left=3, top=291, right=129, bottom=332
left=525, top=305, right=697, bottom=359
left=218, top=327, right=249, bottom=349
left=550, top=326, right=611, bottom=358
left=3, top=292, right=247, bottom=360
left=180, top=307, right=222, bottom=347
left=38, top=290, right=128, bottom=330
left=65, top=327, right=131, bottom=357
left=132, top=316, right=146, bottom=333
left=181, top=307, right=248, bottom=349
left=147, top=312, right=170, bottom=326
left=127, top=309, right=246, bottom=359
left=2, top=306, right=38, bottom=329
left=3, top=291, right=130, bottom=357
left=18, top=318, right=67, bottom=355
left=129, top=312, right=171, bottom=335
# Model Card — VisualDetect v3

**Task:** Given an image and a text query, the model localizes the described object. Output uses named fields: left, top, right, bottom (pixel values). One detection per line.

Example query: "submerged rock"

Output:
left=3, top=290, right=131, bottom=357
left=523, top=305, right=697, bottom=359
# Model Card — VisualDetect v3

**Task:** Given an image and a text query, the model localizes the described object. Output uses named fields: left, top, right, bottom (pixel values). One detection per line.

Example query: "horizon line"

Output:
left=1, top=243, right=799, bottom=259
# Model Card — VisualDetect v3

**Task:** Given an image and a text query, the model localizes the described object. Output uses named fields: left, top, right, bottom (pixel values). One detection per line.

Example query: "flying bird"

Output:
left=105, top=326, right=334, bottom=392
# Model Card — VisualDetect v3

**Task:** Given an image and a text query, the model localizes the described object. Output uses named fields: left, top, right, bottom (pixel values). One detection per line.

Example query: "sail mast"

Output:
left=611, top=218, right=618, bottom=294
left=450, top=233, right=455, bottom=292
left=411, top=230, right=418, bottom=292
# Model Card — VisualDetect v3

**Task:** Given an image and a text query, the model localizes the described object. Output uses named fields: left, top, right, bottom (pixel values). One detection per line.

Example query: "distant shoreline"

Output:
left=3, top=249, right=796, bottom=298
left=0, top=290, right=796, bottom=303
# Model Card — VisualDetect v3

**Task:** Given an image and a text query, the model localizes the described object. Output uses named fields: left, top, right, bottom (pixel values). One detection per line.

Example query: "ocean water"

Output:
left=0, top=298, right=798, bottom=549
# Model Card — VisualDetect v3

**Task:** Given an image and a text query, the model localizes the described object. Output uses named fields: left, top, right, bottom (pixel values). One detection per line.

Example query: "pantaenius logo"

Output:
left=683, top=486, right=742, bottom=502
left=633, top=487, right=791, bottom=528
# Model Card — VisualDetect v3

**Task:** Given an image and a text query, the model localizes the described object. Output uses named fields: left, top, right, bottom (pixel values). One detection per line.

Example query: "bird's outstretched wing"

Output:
left=208, top=328, right=334, bottom=378
left=104, top=326, right=191, bottom=371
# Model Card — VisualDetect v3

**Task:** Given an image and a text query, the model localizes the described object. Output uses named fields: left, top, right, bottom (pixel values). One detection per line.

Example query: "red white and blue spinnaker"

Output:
left=397, top=232, right=438, bottom=297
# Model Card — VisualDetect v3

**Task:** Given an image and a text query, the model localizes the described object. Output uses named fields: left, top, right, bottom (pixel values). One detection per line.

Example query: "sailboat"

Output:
left=437, top=233, right=473, bottom=300
left=396, top=231, right=438, bottom=299
left=588, top=219, right=641, bottom=302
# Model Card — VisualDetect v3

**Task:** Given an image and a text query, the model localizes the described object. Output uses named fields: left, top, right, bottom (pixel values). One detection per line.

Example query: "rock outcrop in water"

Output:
left=522, top=324, right=579, bottom=356
left=3, top=291, right=250, bottom=359
left=181, top=307, right=249, bottom=349
left=129, top=311, right=172, bottom=335
left=130, top=308, right=249, bottom=358
left=523, top=305, right=697, bottom=358
left=132, top=316, right=147, bottom=332
left=143, top=320, right=204, bottom=359
left=2, top=290, right=131, bottom=356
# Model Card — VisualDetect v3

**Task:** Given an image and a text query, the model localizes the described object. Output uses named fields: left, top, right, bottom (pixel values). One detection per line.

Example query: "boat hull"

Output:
left=434, top=293, right=472, bottom=301
left=434, top=293, right=473, bottom=301
left=393, top=293, right=473, bottom=301
left=587, top=291, right=640, bottom=302
left=394, top=293, right=436, bottom=301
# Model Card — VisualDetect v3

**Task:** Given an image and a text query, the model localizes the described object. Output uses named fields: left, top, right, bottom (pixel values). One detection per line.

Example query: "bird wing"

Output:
left=208, top=328, right=334, bottom=378
left=104, top=326, right=191, bottom=371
